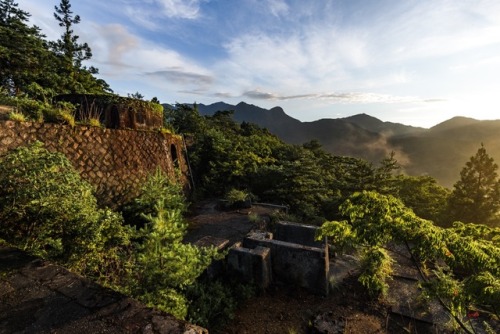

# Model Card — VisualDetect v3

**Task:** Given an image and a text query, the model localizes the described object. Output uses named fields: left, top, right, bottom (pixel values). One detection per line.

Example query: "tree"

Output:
left=124, top=169, right=219, bottom=319
left=447, top=144, right=500, bottom=226
left=128, top=91, right=144, bottom=100
left=52, top=0, right=91, bottom=70
left=0, top=0, right=54, bottom=95
left=51, top=0, right=108, bottom=93
left=317, top=191, right=500, bottom=332
left=395, top=175, right=450, bottom=225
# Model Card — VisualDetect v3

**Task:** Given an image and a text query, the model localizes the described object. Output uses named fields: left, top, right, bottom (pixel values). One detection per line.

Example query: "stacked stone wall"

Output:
left=0, top=121, right=188, bottom=208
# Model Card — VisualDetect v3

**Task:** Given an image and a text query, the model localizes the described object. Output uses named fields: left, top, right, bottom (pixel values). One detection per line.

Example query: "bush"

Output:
left=8, top=111, right=26, bottom=122
left=0, top=142, right=129, bottom=266
left=187, top=278, right=255, bottom=330
left=223, top=188, right=252, bottom=209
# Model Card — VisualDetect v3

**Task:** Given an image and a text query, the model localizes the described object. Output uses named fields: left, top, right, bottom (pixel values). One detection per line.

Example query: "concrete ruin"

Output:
left=227, top=222, right=329, bottom=295
left=54, top=94, right=163, bottom=130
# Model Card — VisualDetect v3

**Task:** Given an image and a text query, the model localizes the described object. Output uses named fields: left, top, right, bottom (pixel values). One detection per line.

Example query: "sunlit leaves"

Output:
left=318, top=190, right=500, bottom=320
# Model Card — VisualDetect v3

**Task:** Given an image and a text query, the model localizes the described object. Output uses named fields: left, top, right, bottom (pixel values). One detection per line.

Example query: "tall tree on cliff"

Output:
left=50, top=0, right=110, bottom=93
left=447, top=144, right=500, bottom=227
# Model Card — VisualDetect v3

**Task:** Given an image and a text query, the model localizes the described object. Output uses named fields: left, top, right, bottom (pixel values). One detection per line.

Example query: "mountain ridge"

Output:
left=165, top=101, right=500, bottom=188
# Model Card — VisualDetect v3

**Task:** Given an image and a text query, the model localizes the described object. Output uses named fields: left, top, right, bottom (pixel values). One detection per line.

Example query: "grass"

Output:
left=8, top=111, right=26, bottom=122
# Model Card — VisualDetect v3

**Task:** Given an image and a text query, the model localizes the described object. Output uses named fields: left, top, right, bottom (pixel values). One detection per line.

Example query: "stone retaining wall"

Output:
left=0, top=121, right=189, bottom=208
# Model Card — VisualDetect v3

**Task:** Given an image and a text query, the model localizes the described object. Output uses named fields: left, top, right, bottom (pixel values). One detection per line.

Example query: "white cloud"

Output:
left=267, top=0, right=289, bottom=17
left=156, top=0, right=202, bottom=19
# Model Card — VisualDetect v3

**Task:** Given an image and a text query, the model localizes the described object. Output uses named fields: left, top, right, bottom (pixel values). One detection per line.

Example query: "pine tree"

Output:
left=447, top=144, right=500, bottom=226
left=50, top=0, right=108, bottom=93
left=0, top=0, right=53, bottom=95
left=52, top=0, right=92, bottom=70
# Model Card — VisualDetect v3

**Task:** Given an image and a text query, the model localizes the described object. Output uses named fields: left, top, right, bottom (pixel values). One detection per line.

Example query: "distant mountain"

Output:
left=172, top=101, right=500, bottom=188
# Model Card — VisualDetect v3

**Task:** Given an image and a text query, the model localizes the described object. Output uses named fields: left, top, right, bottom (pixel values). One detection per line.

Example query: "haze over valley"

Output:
left=190, top=101, right=500, bottom=188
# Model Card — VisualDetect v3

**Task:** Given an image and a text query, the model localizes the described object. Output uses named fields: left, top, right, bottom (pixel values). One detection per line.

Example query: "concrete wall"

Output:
left=0, top=120, right=189, bottom=208
left=242, top=234, right=329, bottom=295
left=273, top=221, right=325, bottom=248
left=227, top=243, right=272, bottom=289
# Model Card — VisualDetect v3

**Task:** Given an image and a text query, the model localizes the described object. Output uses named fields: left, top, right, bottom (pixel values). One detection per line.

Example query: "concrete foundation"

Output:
left=242, top=233, right=329, bottom=295
left=227, top=243, right=272, bottom=289
left=273, top=221, right=325, bottom=248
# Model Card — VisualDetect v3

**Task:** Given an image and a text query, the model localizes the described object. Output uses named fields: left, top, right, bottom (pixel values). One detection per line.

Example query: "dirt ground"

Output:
left=220, top=277, right=391, bottom=334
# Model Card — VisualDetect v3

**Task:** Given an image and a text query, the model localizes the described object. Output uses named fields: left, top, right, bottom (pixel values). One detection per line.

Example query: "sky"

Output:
left=22, top=0, right=500, bottom=128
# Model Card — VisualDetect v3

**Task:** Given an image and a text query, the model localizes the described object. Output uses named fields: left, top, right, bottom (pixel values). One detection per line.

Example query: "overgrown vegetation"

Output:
left=0, top=143, right=219, bottom=321
left=317, top=191, right=500, bottom=332
left=0, top=141, right=129, bottom=265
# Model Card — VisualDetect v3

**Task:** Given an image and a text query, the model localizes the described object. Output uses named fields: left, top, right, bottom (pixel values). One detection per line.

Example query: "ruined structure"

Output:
left=0, top=120, right=188, bottom=208
left=55, top=94, right=163, bottom=130
left=228, top=221, right=329, bottom=295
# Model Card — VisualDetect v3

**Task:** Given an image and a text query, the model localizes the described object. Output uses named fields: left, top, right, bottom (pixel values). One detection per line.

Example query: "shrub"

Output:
left=122, top=168, right=186, bottom=227
left=121, top=168, right=220, bottom=319
left=0, top=142, right=129, bottom=266
left=42, top=101, right=76, bottom=126
left=187, top=278, right=255, bottom=330
left=223, top=188, right=252, bottom=209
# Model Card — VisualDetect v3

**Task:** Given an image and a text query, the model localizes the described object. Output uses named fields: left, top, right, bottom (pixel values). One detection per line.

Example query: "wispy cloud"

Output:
left=243, top=89, right=423, bottom=104
left=267, top=0, right=289, bottom=17
left=157, top=0, right=203, bottom=19
left=21, top=0, right=500, bottom=126
left=122, top=0, right=204, bottom=29
left=145, top=69, right=213, bottom=86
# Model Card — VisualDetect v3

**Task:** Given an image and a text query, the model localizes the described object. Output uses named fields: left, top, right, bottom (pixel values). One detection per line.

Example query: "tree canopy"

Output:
left=0, top=0, right=110, bottom=97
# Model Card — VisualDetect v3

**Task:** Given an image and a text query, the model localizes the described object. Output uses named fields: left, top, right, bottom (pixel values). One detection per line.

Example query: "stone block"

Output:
left=228, top=244, right=272, bottom=289
left=274, top=220, right=325, bottom=248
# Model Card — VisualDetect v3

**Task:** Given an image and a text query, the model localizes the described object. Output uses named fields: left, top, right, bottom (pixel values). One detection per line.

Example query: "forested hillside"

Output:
left=193, top=102, right=500, bottom=187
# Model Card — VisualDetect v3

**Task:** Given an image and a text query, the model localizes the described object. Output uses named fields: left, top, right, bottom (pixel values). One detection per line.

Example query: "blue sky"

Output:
left=23, top=0, right=500, bottom=128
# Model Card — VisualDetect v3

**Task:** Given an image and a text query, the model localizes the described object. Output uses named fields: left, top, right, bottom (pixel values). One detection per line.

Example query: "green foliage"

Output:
left=0, top=142, right=130, bottom=267
left=0, top=0, right=55, bottom=95
left=0, top=146, right=218, bottom=321
left=395, top=175, right=450, bottom=225
left=225, top=188, right=250, bottom=205
left=166, top=104, right=403, bottom=222
left=130, top=203, right=220, bottom=319
left=187, top=278, right=255, bottom=331
left=120, top=168, right=220, bottom=319
left=420, top=269, right=467, bottom=317
left=123, top=168, right=186, bottom=226
left=8, top=111, right=25, bottom=122
left=1, top=0, right=110, bottom=97
left=358, top=247, right=393, bottom=297
left=315, top=220, right=355, bottom=253
left=447, top=144, right=500, bottom=227
left=317, top=191, right=500, bottom=329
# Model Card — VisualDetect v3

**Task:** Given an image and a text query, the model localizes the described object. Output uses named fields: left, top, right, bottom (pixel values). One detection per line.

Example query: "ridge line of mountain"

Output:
left=163, top=101, right=500, bottom=188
